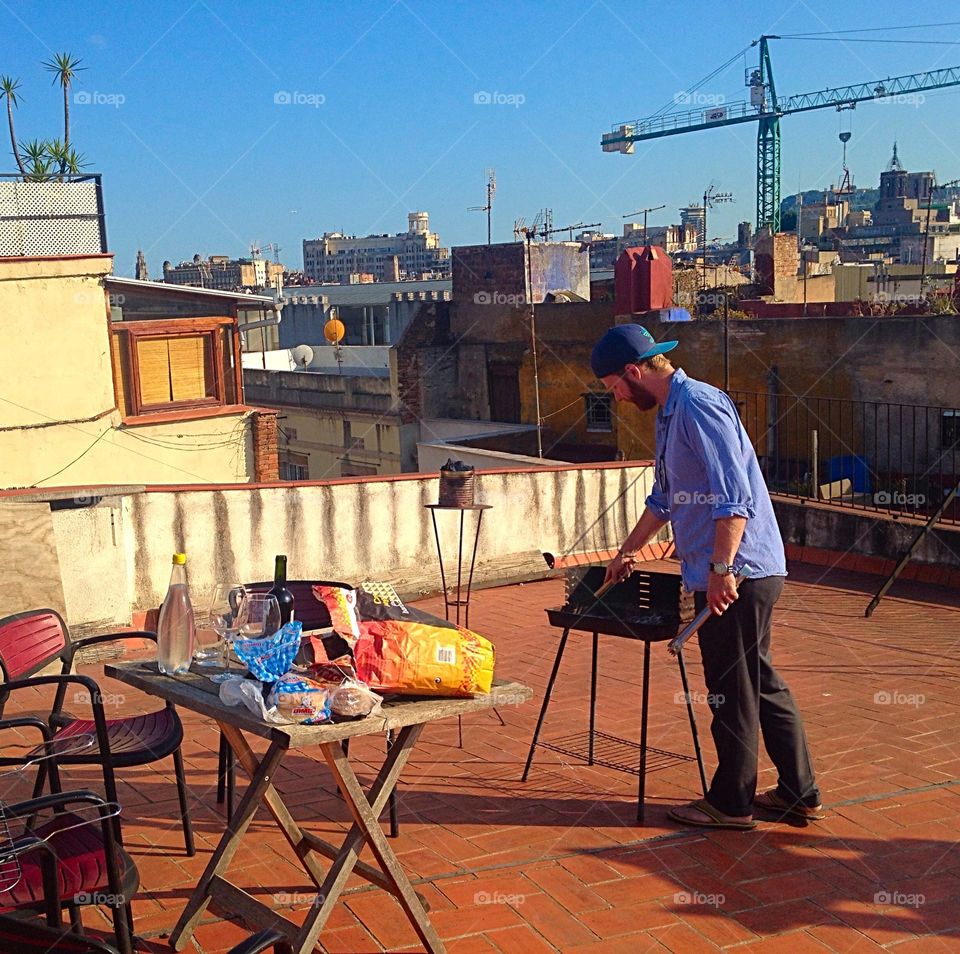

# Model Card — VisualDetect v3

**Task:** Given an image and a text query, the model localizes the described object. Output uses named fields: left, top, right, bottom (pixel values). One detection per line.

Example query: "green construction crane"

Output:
left=602, top=35, right=960, bottom=233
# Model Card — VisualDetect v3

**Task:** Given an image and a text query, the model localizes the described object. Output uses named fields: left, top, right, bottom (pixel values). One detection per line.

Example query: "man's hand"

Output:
left=604, top=551, right=637, bottom=587
left=707, top=572, right=739, bottom=616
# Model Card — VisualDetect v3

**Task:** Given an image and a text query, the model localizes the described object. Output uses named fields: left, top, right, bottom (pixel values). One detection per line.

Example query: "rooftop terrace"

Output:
left=3, top=560, right=959, bottom=952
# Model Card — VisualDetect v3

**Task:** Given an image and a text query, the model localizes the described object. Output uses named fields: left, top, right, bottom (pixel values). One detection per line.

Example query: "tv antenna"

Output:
left=622, top=203, right=666, bottom=245
left=468, top=168, right=496, bottom=244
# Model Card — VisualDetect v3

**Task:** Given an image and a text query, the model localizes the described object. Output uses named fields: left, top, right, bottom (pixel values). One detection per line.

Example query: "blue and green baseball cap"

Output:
left=590, top=324, right=678, bottom=378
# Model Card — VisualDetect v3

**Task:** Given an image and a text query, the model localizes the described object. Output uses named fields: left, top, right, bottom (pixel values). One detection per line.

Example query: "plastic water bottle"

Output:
left=158, top=553, right=196, bottom=675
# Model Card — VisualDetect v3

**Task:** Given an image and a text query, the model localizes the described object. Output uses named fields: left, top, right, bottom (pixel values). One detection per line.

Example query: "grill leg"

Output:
left=637, top=640, right=651, bottom=824
left=521, top=627, right=570, bottom=782
left=677, top=649, right=708, bottom=797
left=588, top=631, right=599, bottom=766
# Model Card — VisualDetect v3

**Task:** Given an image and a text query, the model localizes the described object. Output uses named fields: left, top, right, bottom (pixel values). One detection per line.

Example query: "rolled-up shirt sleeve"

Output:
left=682, top=395, right=756, bottom=520
left=645, top=475, right=671, bottom=521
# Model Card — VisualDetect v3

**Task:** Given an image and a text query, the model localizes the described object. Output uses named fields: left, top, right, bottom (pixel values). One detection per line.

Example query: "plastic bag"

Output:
left=218, top=675, right=291, bottom=724
left=267, top=673, right=331, bottom=725
left=233, top=621, right=302, bottom=681
left=329, top=677, right=382, bottom=718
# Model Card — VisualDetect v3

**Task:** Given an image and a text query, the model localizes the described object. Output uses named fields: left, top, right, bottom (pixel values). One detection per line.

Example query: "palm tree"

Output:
left=42, top=52, right=83, bottom=170
left=0, top=75, right=26, bottom=174
left=19, top=139, right=51, bottom=181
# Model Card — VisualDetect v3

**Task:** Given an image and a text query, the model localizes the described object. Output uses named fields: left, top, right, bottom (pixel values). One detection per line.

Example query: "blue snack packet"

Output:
left=233, top=621, right=302, bottom=682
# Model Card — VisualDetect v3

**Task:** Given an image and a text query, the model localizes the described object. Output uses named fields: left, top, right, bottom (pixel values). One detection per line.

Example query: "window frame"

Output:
left=584, top=392, right=614, bottom=433
left=111, top=316, right=241, bottom=419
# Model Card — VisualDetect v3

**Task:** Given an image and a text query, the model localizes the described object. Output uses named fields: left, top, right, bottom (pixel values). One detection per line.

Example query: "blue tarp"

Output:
left=826, top=455, right=872, bottom=494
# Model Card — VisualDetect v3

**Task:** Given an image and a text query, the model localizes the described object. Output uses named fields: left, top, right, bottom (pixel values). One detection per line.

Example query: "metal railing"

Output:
left=730, top=390, right=960, bottom=526
left=0, top=173, right=107, bottom=256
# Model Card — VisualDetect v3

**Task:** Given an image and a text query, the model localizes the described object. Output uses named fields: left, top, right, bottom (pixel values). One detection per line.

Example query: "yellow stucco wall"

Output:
left=279, top=408, right=404, bottom=480
left=0, top=256, right=255, bottom=488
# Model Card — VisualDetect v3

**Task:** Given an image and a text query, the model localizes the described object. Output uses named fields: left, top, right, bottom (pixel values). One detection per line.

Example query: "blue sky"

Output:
left=3, top=1, right=959, bottom=275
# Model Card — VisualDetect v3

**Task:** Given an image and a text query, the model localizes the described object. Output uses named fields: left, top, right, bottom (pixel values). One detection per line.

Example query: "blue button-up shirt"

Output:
left=645, top=368, right=786, bottom=591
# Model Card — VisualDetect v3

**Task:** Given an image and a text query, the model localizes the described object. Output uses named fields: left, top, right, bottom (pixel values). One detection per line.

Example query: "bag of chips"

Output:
left=312, top=585, right=361, bottom=645
left=353, top=619, right=495, bottom=697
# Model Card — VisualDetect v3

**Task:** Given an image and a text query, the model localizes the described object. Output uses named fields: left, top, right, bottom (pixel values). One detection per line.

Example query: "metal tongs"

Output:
left=667, top=569, right=751, bottom=655
left=0, top=733, right=121, bottom=894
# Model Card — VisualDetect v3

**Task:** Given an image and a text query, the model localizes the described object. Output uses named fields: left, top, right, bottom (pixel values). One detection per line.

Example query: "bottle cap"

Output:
left=172, top=553, right=187, bottom=565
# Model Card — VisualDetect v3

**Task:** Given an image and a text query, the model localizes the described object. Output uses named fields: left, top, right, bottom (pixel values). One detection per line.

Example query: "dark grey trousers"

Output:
left=694, top=576, right=820, bottom=817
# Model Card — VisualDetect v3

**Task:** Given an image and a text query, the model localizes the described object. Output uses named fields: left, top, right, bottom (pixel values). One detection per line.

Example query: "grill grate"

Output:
left=538, top=730, right=696, bottom=777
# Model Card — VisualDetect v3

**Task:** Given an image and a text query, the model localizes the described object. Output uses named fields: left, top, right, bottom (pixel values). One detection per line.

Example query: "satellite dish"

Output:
left=324, top=318, right=345, bottom=344
left=291, top=344, right=314, bottom=369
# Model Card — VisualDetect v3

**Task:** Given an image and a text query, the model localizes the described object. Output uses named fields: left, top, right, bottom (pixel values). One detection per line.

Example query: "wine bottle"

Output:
left=269, top=554, right=295, bottom=624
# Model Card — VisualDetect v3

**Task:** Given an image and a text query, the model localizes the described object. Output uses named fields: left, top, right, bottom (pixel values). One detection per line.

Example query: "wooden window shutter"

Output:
left=137, top=337, right=173, bottom=405
left=168, top=336, right=211, bottom=401
left=110, top=332, right=132, bottom=416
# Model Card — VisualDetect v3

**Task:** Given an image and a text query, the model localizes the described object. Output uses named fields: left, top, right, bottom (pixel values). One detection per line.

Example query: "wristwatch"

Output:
left=709, top=561, right=735, bottom=575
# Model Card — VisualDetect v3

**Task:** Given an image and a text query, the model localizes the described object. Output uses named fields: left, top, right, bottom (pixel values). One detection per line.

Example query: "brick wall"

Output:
left=394, top=302, right=452, bottom=424
left=251, top=410, right=279, bottom=481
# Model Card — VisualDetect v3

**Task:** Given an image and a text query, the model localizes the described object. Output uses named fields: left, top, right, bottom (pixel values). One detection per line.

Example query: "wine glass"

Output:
left=235, top=593, right=282, bottom=641
left=206, top=583, right=246, bottom=683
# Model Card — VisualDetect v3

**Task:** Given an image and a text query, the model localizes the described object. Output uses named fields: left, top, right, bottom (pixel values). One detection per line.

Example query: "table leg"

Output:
left=464, top=508, right=485, bottom=630
left=430, top=509, right=450, bottom=622
left=677, top=649, right=708, bottom=797
left=169, top=732, right=288, bottom=951
left=521, top=627, right=570, bottom=782
left=588, top=631, right=599, bottom=766
left=303, top=725, right=444, bottom=954
left=455, top=509, right=464, bottom=626
left=637, top=641, right=651, bottom=825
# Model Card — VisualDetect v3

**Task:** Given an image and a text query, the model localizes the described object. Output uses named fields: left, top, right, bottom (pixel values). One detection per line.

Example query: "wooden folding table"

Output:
left=106, top=661, right=531, bottom=954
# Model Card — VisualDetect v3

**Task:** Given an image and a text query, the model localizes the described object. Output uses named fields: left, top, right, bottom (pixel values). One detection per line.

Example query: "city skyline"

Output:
left=2, top=0, right=959, bottom=274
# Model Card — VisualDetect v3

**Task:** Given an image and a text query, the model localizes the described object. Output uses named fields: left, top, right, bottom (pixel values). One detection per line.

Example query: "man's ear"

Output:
left=621, top=363, right=642, bottom=381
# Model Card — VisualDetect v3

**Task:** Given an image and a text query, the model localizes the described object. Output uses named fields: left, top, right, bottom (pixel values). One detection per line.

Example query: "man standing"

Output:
left=592, top=324, right=821, bottom=830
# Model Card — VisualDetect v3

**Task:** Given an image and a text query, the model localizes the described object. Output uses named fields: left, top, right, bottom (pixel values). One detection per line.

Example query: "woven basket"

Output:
left=439, top=469, right=475, bottom=507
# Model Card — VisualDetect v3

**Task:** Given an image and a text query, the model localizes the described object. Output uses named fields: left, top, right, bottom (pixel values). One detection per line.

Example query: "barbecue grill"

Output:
left=522, top=559, right=708, bottom=823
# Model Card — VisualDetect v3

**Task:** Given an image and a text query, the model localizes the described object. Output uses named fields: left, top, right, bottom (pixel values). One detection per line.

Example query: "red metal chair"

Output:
left=0, top=718, right=137, bottom=953
left=0, top=609, right=195, bottom=857
left=0, top=790, right=137, bottom=954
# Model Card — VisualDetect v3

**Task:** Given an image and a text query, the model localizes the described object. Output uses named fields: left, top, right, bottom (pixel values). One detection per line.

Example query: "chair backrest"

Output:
left=0, top=609, right=68, bottom=681
left=243, top=580, right=354, bottom=631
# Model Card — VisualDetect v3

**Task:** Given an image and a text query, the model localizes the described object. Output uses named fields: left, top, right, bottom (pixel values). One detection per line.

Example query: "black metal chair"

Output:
left=0, top=717, right=136, bottom=954
left=0, top=609, right=195, bottom=857
left=0, top=912, right=122, bottom=953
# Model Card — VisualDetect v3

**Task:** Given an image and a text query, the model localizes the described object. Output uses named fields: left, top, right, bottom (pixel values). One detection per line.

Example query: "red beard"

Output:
left=622, top=377, right=657, bottom=411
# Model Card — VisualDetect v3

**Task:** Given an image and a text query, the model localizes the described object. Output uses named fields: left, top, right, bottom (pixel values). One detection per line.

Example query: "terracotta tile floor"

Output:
left=4, top=561, right=960, bottom=952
